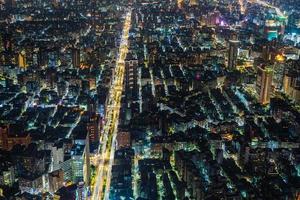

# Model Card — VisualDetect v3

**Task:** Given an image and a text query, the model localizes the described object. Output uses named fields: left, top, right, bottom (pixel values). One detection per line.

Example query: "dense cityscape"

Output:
left=0, top=0, right=300, bottom=199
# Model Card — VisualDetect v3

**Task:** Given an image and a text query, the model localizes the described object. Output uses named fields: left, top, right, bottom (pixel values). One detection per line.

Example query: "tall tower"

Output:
left=256, top=65, right=273, bottom=105
left=228, top=40, right=239, bottom=69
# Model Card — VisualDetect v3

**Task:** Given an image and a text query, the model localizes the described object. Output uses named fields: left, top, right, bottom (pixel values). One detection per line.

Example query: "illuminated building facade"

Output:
left=125, top=53, right=138, bottom=99
left=71, top=135, right=90, bottom=186
left=0, top=165, right=15, bottom=187
left=49, top=170, right=64, bottom=193
left=0, top=124, right=31, bottom=151
left=116, top=131, right=131, bottom=150
left=87, top=113, right=100, bottom=144
left=228, top=40, right=239, bottom=69
left=283, top=66, right=300, bottom=103
left=264, top=18, right=286, bottom=41
left=18, top=50, right=27, bottom=69
left=256, top=65, right=273, bottom=104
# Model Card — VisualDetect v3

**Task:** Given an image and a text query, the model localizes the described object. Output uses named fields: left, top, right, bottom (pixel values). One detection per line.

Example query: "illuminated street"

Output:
left=91, top=10, right=132, bottom=200
left=0, top=0, right=299, bottom=199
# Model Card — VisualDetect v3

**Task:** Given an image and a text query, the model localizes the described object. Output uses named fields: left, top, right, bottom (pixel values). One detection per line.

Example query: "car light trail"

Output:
left=91, top=9, right=132, bottom=200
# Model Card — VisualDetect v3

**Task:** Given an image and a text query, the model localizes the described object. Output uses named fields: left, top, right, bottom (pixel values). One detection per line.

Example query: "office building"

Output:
left=49, top=170, right=64, bottom=193
left=116, top=131, right=131, bottom=150
left=228, top=40, right=239, bottom=69
left=18, top=50, right=27, bottom=69
left=87, top=113, right=100, bottom=144
left=283, top=66, right=300, bottom=103
left=256, top=65, right=273, bottom=104
left=125, top=52, right=138, bottom=99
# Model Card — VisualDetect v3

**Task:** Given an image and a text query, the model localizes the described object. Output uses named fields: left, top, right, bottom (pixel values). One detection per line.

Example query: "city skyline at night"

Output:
left=0, top=0, right=300, bottom=200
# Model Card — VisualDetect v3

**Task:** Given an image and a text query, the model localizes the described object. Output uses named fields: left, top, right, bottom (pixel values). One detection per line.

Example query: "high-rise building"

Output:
left=18, top=50, right=27, bottom=69
left=283, top=65, right=300, bottom=103
left=0, top=124, right=31, bottom=151
left=88, top=76, right=96, bottom=90
left=264, top=19, right=286, bottom=41
left=57, top=81, right=67, bottom=97
left=87, top=113, right=100, bottom=144
left=71, top=133, right=91, bottom=185
left=116, top=131, right=131, bottom=150
left=0, top=164, right=15, bottom=187
left=262, top=45, right=272, bottom=61
left=256, top=65, right=273, bottom=104
left=76, top=182, right=85, bottom=200
left=72, top=48, right=80, bottom=68
left=60, top=157, right=72, bottom=182
left=70, top=144, right=90, bottom=184
left=48, top=169, right=64, bottom=193
left=228, top=40, right=239, bottom=69
left=46, top=67, right=57, bottom=89
left=49, top=142, right=64, bottom=172
left=37, top=48, right=48, bottom=67
left=81, top=79, right=90, bottom=94
left=125, top=52, right=138, bottom=99
left=262, top=41, right=278, bottom=62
